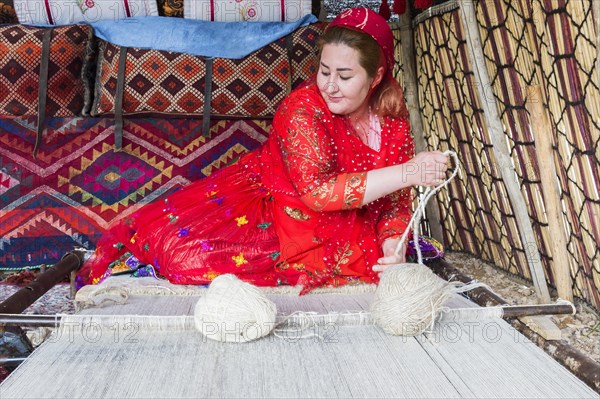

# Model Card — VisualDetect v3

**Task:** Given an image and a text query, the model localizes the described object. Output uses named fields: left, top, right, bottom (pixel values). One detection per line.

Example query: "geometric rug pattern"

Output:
left=0, top=116, right=271, bottom=270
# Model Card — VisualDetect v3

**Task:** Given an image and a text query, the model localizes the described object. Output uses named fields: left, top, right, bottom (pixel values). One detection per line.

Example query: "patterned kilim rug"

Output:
left=0, top=116, right=270, bottom=270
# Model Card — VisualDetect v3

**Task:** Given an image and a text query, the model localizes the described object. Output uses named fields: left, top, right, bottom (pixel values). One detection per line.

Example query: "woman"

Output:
left=79, top=8, right=449, bottom=293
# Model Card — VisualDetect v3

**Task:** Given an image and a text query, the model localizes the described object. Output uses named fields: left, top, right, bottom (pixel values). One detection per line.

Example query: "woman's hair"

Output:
left=317, top=26, right=409, bottom=120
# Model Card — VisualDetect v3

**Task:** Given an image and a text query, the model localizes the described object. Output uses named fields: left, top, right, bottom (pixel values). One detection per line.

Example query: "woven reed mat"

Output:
left=1, top=279, right=597, bottom=398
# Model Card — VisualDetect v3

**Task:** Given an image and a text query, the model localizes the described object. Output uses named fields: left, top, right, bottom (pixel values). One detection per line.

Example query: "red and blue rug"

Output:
left=0, top=116, right=270, bottom=270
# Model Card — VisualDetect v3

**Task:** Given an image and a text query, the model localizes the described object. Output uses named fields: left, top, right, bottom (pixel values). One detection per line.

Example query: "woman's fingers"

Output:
left=372, top=264, right=387, bottom=272
left=378, top=255, right=402, bottom=264
left=411, top=151, right=450, bottom=186
left=373, top=254, right=406, bottom=272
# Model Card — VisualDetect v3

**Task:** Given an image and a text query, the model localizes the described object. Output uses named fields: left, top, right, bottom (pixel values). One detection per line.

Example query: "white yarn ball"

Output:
left=371, top=263, right=454, bottom=336
left=194, top=274, right=277, bottom=342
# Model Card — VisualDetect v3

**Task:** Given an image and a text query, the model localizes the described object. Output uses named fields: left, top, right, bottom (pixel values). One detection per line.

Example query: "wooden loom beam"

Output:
left=0, top=252, right=81, bottom=369
left=0, top=252, right=82, bottom=315
left=457, top=0, right=551, bottom=303
left=429, top=258, right=600, bottom=392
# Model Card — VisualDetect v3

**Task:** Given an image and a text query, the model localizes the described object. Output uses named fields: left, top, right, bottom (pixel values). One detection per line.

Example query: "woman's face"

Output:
left=317, top=43, right=374, bottom=116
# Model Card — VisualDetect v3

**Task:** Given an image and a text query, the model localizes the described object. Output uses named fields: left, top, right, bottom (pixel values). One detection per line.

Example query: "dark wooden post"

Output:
left=0, top=252, right=82, bottom=315
left=0, top=252, right=83, bottom=369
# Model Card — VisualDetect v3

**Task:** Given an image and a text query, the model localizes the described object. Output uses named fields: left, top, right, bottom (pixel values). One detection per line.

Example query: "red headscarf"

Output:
left=327, top=8, right=395, bottom=78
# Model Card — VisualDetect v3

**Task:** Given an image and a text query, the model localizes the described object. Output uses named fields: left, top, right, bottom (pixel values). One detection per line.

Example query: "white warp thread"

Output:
left=438, top=306, right=504, bottom=322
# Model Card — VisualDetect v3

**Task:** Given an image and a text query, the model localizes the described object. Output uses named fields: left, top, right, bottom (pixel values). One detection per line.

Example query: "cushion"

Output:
left=0, top=0, right=18, bottom=23
left=90, top=23, right=325, bottom=118
left=184, top=0, right=312, bottom=22
left=289, top=21, right=326, bottom=88
left=13, top=0, right=158, bottom=25
left=0, top=24, right=93, bottom=118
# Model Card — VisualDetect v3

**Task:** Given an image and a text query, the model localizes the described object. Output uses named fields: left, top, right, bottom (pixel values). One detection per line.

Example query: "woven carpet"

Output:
left=0, top=116, right=270, bottom=270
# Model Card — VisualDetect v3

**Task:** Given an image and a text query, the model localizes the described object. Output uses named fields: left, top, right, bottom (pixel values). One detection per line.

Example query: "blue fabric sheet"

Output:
left=90, top=15, right=317, bottom=59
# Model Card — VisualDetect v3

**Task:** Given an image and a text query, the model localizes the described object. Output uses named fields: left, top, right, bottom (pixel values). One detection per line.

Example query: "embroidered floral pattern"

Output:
left=132, top=265, right=158, bottom=278
left=283, top=206, right=310, bottom=221
left=78, top=0, right=95, bottom=14
left=232, top=252, right=248, bottom=266
left=332, top=242, right=353, bottom=276
left=235, top=215, right=249, bottom=226
left=343, top=173, right=367, bottom=209
left=237, top=0, right=258, bottom=20
left=199, top=240, right=214, bottom=251
left=203, top=271, right=220, bottom=281
left=257, top=222, right=272, bottom=230
left=178, top=227, right=190, bottom=238
left=276, top=97, right=333, bottom=197
left=309, top=176, right=339, bottom=210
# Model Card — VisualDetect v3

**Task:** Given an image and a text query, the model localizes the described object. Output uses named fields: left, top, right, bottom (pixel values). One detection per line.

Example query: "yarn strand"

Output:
left=394, top=150, right=460, bottom=262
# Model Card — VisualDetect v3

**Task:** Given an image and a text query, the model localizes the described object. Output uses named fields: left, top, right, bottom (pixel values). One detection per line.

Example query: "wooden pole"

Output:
left=525, top=85, right=574, bottom=302
left=499, top=303, right=573, bottom=318
left=0, top=252, right=82, bottom=315
left=458, top=0, right=551, bottom=303
left=0, top=314, right=61, bottom=328
left=399, top=7, right=445, bottom=245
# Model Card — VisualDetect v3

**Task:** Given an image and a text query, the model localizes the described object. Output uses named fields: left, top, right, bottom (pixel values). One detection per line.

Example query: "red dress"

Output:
left=80, top=83, right=415, bottom=292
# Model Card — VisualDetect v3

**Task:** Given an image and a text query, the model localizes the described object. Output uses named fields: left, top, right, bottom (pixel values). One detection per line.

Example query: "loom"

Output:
left=0, top=280, right=597, bottom=399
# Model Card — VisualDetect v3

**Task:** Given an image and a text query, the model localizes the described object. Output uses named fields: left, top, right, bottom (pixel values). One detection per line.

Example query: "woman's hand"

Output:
left=405, top=151, right=449, bottom=187
left=373, top=237, right=406, bottom=272
left=361, top=151, right=449, bottom=206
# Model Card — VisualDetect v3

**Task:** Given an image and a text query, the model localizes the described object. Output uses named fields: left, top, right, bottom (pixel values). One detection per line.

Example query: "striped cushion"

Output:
left=13, top=0, right=158, bottom=25
left=184, top=0, right=312, bottom=22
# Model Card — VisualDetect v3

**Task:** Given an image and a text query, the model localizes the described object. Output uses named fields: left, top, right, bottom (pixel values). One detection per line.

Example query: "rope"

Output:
left=394, top=150, right=460, bottom=263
